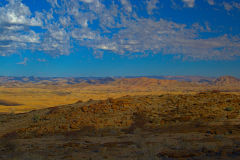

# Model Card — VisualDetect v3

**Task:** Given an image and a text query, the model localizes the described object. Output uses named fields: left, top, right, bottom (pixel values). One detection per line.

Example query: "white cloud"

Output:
left=0, top=0, right=42, bottom=56
left=233, top=2, right=240, bottom=9
left=96, top=42, right=118, bottom=51
left=71, top=29, right=99, bottom=40
left=17, top=57, right=28, bottom=65
left=120, top=0, right=132, bottom=12
left=182, top=0, right=195, bottom=8
left=222, top=1, right=240, bottom=12
left=37, top=58, right=46, bottom=62
left=147, top=0, right=159, bottom=15
left=79, top=0, right=95, bottom=3
left=0, top=0, right=240, bottom=60
left=88, top=18, right=240, bottom=60
left=40, top=28, right=71, bottom=56
left=0, top=0, right=42, bottom=26
left=59, top=16, right=71, bottom=27
left=207, top=0, right=214, bottom=5
left=223, top=2, right=233, bottom=11
left=46, top=0, right=59, bottom=8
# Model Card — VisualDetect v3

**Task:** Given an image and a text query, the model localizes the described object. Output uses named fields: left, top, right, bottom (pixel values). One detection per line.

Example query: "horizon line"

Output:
left=1, top=75, right=238, bottom=79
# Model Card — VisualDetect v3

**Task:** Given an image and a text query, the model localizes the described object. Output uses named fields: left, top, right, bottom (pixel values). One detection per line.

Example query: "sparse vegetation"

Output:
left=32, top=114, right=41, bottom=123
left=224, top=106, right=234, bottom=111
left=1, top=86, right=240, bottom=159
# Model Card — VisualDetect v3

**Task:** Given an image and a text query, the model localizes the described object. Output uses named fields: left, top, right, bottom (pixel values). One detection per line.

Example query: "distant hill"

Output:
left=145, top=75, right=216, bottom=83
left=107, top=77, right=183, bottom=90
left=0, top=75, right=240, bottom=91
left=0, top=75, right=216, bottom=84
left=0, top=76, right=115, bottom=85
left=214, top=76, right=240, bottom=86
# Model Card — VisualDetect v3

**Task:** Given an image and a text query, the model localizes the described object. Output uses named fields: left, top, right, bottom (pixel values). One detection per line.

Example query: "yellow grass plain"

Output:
left=1, top=80, right=240, bottom=114
left=0, top=86, right=191, bottom=113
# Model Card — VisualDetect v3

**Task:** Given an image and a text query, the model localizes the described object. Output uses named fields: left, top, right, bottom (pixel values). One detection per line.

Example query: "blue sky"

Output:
left=0, top=0, right=240, bottom=77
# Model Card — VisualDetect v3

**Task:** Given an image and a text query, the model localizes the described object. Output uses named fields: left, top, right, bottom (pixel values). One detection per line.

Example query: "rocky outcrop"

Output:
left=214, top=76, right=240, bottom=86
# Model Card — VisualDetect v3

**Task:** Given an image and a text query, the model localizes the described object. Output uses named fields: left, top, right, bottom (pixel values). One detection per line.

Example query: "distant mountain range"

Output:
left=0, top=76, right=117, bottom=85
left=0, top=76, right=240, bottom=90
left=0, top=75, right=218, bottom=84
left=125, top=75, right=216, bottom=83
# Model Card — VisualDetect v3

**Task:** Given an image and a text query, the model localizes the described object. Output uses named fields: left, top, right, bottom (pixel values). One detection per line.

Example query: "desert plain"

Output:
left=0, top=76, right=240, bottom=159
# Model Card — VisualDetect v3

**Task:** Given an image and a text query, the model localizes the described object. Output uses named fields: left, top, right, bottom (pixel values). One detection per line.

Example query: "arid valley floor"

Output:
left=0, top=76, right=240, bottom=159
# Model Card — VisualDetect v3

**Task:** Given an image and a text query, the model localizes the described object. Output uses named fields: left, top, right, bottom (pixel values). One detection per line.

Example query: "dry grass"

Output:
left=0, top=80, right=239, bottom=114
left=0, top=86, right=189, bottom=113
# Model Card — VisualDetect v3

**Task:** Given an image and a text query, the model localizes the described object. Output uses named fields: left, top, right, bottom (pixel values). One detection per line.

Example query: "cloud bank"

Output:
left=0, top=0, right=240, bottom=60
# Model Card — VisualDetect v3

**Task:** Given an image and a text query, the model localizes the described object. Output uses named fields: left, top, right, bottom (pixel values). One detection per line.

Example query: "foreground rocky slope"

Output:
left=0, top=91, right=240, bottom=159
left=3, top=91, right=239, bottom=137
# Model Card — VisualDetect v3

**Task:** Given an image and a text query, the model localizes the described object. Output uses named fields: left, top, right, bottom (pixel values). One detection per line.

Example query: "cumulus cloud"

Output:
left=0, top=0, right=41, bottom=26
left=86, top=19, right=240, bottom=60
left=0, top=0, right=240, bottom=60
left=40, top=26, right=71, bottom=55
left=0, top=0, right=41, bottom=56
left=182, top=0, right=195, bottom=8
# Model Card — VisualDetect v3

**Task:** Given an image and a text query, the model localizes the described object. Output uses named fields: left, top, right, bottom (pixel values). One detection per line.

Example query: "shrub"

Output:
left=224, top=107, right=234, bottom=112
left=32, top=114, right=40, bottom=123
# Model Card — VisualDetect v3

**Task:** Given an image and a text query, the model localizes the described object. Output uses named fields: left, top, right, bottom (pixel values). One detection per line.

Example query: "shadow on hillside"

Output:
left=0, top=100, right=22, bottom=106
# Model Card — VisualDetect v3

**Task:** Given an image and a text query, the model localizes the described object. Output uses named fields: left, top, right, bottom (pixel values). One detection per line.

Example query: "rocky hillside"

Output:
left=1, top=92, right=240, bottom=160
left=214, top=76, right=240, bottom=86
left=1, top=91, right=240, bottom=138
